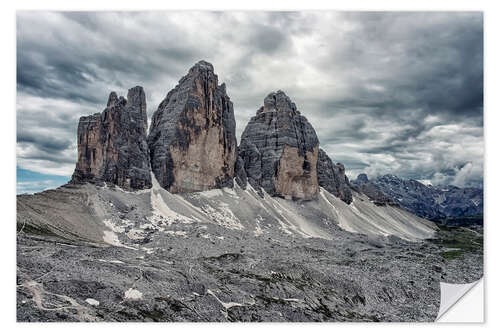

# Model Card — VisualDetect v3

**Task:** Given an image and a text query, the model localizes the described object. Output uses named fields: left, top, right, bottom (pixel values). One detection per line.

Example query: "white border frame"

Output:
left=3, top=1, right=497, bottom=331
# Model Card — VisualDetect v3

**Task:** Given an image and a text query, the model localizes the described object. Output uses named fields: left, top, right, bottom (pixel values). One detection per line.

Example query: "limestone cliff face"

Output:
left=239, top=91, right=320, bottom=200
left=71, top=86, right=151, bottom=190
left=147, top=61, right=237, bottom=193
left=317, top=149, right=353, bottom=204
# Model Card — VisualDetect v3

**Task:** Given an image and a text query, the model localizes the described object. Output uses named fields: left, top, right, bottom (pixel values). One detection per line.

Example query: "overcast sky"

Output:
left=16, top=11, right=483, bottom=193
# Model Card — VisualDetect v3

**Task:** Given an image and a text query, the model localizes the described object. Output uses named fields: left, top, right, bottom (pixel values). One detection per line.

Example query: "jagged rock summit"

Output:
left=148, top=60, right=237, bottom=193
left=351, top=173, right=395, bottom=206
left=353, top=173, right=483, bottom=221
left=71, top=86, right=151, bottom=190
left=238, top=90, right=320, bottom=200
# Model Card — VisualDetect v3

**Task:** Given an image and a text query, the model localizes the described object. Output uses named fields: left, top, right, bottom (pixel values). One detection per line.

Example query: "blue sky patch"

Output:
left=17, top=167, right=70, bottom=194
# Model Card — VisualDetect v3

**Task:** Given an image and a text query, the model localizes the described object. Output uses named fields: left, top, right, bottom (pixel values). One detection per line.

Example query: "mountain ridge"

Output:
left=352, top=173, right=483, bottom=223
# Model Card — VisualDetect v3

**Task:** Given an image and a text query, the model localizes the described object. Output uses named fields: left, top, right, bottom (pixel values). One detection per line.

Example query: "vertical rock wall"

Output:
left=317, top=149, right=353, bottom=204
left=71, top=87, right=151, bottom=190
left=238, top=91, right=320, bottom=200
left=147, top=61, right=237, bottom=193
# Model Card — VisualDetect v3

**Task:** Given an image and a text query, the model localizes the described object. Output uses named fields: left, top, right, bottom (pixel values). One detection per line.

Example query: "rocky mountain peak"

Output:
left=356, top=173, right=370, bottom=184
left=148, top=61, right=237, bottom=193
left=351, top=173, right=395, bottom=206
left=239, top=91, right=319, bottom=200
left=180, top=60, right=219, bottom=88
left=107, top=91, right=119, bottom=107
left=71, top=86, right=151, bottom=190
left=191, top=59, right=215, bottom=72
left=357, top=173, right=483, bottom=220
left=258, top=90, right=299, bottom=115
left=125, top=86, right=148, bottom=134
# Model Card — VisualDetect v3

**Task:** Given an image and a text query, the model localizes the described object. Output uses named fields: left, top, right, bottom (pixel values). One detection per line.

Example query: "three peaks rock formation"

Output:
left=71, top=60, right=352, bottom=204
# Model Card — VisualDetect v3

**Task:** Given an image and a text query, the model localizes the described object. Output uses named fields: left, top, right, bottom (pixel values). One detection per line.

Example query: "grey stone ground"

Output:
left=16, top=183, right=482, bottom=322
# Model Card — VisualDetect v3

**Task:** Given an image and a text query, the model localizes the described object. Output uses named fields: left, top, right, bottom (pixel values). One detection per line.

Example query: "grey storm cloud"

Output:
left=16, top=11, right=483, bottom=187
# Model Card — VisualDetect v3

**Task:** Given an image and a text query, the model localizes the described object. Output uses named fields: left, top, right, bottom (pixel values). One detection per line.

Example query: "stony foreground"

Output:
left=16, top=183, right=482, bottom=322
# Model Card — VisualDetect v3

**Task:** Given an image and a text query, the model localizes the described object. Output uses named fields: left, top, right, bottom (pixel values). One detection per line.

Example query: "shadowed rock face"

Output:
left=351, top=174, right=396, bottom=206
left=239, top=91, right=319, bottom=200
left=234, top=154, right=248, bottom=188
left=317, top=149, right=353, bottom=204
left=352, top=174, right=483, bottom=221
left=148, top=61, right=237, bottom=193
left=71, top=86, right=151, bottom=190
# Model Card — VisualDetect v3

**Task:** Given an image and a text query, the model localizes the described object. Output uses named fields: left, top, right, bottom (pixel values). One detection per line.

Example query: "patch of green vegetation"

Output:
left=432, top=215, right=483, bottom=228
left=429, top=226, right=483, bottom=255
left=440, top=250, right=463, bottom=260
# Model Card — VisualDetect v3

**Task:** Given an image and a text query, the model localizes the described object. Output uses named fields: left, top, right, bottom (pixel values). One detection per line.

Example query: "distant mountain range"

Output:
left=352, top=173, right=483, bottom=225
